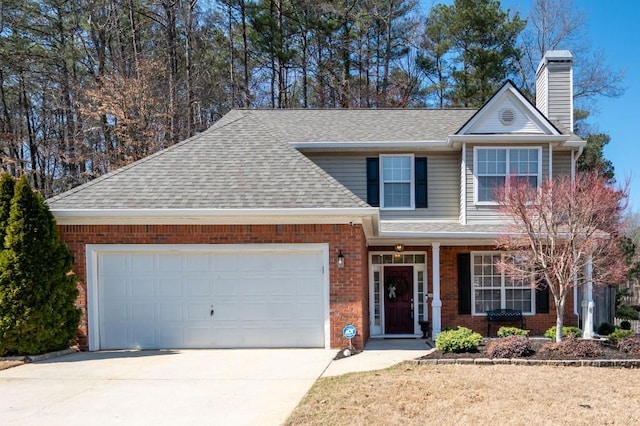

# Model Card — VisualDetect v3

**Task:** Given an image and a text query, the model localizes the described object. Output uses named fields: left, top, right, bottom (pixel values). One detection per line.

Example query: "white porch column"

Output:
left=431, top=242, right=442, bottom=338
left=583, top=255, right=595, bottom=338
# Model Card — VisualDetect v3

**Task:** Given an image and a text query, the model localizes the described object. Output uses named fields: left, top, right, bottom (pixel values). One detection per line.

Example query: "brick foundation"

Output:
left=58, top=223, right=368, bottom=350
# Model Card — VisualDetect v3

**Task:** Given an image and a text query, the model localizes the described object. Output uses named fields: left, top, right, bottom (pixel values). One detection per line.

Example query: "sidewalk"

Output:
left=321, top=339, right=434, bottom=377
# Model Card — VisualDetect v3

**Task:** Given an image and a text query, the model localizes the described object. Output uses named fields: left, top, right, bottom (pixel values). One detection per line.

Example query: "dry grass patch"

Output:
left=0, top=360, right=23, bottom=371
left=286, top=363, right=640, bottom=425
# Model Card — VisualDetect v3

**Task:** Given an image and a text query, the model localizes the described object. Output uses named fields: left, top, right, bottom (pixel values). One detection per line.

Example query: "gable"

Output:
left=457, top=82, right=561, bottom=136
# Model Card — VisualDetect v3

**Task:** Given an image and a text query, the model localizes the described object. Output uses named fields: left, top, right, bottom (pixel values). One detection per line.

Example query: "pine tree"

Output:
left=0, top=173, right=15, bottom=246
left=0, top=176, right=80, bottom=356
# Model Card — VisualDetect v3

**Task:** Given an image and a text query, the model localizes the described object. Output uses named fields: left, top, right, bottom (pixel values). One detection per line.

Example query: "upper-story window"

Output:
left=474, top=147, right=541, bottom=204
left=381, top=155, right=413, bottom=209
left=366, top=155, right=428, bottom=210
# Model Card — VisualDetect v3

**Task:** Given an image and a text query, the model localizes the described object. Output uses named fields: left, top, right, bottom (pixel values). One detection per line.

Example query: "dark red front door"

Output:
left=384, top=266, right=414, bottom=334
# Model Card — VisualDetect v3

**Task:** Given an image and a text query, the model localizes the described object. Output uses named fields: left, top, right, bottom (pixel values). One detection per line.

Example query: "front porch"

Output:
left=366, top=243, right=586, bottom=341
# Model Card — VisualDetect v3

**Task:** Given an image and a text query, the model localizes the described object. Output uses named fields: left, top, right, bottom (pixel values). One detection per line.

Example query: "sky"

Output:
left=427, top=0, right=640, bottom=213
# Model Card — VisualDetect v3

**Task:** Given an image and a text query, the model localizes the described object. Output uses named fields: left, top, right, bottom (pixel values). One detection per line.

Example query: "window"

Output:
left=471, top=252, right=534, bottom=315
left=366, top=156, right=427, bottom=209
left=474, top=147, right=540, bottom=203
left=382, top=155, right=413, bottom=208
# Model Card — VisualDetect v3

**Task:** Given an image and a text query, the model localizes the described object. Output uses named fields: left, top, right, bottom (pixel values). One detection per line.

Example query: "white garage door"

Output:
left=94, top=245, right=327, bottom=350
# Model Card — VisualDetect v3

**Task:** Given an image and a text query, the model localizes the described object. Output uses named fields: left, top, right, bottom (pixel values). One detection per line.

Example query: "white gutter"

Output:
left=290, top=140, right=450, bottom=150
left=52, top=207, right=380, bottom=225
left=448, top=134, right=570, bottom=144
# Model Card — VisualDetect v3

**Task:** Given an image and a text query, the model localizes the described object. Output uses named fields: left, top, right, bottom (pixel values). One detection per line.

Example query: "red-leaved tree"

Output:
left=496, top=172, right=629, bottom=342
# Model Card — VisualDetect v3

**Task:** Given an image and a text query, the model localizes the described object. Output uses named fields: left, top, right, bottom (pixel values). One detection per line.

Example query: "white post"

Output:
left=431, top=242, right=442, bottom=338
left=583, top=255, right=595, bottom=339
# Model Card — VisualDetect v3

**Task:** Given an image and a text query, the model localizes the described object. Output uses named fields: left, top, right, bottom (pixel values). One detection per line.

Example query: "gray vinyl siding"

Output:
left=552, top=150, right=572, bottom=179
left=546, top=63, right=572, bottom=131
left=465, top=144, right=549, bottom=223
left=308, top=152, right=460, bottom=221
left=308, top=154, right=368, bottom=201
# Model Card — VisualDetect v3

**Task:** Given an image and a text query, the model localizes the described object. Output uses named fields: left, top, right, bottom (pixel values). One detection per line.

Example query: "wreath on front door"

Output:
left=386, top=276, right=408, bottom=300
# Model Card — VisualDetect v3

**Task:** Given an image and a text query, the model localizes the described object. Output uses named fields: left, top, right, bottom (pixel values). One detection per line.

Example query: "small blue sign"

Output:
left=343, top=324, right=357, bottom=339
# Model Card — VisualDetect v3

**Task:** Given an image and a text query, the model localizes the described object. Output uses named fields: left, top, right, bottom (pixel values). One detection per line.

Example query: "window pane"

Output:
left=384, top=183, right=410, bottom=207
left=383, top=156, right=411, bottom=182
left=478, top=176, right=505, bottom=202
left=506, top=289, right=532, bottom=313
left=475, top=289, right=501, bottom=313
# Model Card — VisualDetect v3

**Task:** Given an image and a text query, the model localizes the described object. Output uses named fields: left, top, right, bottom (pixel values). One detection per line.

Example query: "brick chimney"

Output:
left=536, top=50, right=574, bottom=133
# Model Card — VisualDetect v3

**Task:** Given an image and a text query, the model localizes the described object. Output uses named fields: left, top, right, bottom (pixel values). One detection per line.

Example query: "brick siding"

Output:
left=58, top=223, right=368, bottom=350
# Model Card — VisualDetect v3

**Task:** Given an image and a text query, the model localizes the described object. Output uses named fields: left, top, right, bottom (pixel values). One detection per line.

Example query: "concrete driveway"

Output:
left=0, top=349, right=335, bottom=425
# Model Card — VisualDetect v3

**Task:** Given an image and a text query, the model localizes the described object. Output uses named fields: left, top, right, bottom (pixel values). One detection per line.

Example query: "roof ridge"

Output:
left=47, top=112, right=248, bottom=204
left=245, top=111, right=370, bottom=208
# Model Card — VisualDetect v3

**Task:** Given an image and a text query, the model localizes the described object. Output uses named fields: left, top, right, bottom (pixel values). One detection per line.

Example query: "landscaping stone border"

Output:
left=0, top=348, right=77, bottom=363
left=414, top=358, right=640, bottom=368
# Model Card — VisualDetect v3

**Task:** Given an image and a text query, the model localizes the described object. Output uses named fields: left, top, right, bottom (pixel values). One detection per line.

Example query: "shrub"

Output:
left=620, top=321, right=632, bottom=330
left=487, top=336, right=533, bottom=358
left=596, top=322, right=616, bottom=336
left=497, top=326, right=529, bottom=337
left=541, top=338, right=604, bottom=358
left=0, top=176, right=81, bottom=356
left=435, top=326, right=483, bottom=353
left=544, top=326, right=581, bottom=340
left=616, top=305, right=640, bottom=320
left=617, top=336, right=640, bottom=355
left=608, top=328, right=634, bottom=344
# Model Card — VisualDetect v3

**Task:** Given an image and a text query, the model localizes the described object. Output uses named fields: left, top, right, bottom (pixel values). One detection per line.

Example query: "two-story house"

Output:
left=49, top=51, right=587, bottom=351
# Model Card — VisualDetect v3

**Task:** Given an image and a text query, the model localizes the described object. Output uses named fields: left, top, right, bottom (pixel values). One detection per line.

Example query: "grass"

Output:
left=286, top=363, right=640, bottom=425
left=0, top=360, right=23, bottom=371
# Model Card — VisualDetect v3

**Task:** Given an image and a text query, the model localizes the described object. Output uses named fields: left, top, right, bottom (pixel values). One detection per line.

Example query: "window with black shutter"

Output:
left=366, top=158, right=379, bottom=207
left=457, top=253, right=472, bottom=315
left=366, top=156, right=428, bottom=209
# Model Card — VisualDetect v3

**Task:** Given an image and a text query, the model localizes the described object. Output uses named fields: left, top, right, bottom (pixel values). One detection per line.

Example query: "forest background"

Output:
left=0, top=0, right=627, bottom=202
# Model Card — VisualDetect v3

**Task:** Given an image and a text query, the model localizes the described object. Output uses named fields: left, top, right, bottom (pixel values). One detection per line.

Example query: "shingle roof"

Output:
left=47, top=110, right=371, bottom=209
left=380, top=221, right=510, bottom=235
left=47, top=109, right=477, bottom=210
left=249, top=109, right=476, bottom=142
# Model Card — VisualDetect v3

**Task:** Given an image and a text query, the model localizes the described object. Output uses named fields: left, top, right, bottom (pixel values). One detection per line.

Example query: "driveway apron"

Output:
left=0, top=349, right=334, bottom=425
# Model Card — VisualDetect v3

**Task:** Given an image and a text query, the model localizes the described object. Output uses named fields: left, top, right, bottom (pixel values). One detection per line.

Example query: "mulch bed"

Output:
left=420, top=338, right=639, bottom=361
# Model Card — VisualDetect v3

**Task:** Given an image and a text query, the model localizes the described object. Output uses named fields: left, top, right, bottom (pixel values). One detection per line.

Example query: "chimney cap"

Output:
left=536, top=50, right=573, bottom=74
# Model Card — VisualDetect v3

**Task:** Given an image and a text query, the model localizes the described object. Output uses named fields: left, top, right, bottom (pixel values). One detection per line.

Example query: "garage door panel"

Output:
left=101, top=276, right=128, bottom=299
left=98, top=247, right=326, bottom=349
left=186, top=253, right=211, bottom=271
left=101, top=253, right=128, bottom=271
left=186, top=303, right=211, bottom=321
left=185, top=278, right=211, bottom=296
left=212, top=278, right=239, bottom=296
left=132, top=278, right=154, bottom=298
left=131, top=253, right=155, bottom=272
left=158, top=303, right=183, bottom=321
left=159, top=278, right=183, bottom=297
left=158, top=253, right=183, bottom=271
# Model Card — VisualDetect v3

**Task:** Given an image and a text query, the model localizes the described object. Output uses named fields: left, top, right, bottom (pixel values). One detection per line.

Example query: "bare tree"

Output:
left=496, top=172, right=630, bottom=342
left=516, top=0, right=624, bottom=106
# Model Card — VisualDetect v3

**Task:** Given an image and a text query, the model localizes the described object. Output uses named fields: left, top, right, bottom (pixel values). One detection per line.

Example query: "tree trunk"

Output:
left=555, top=296, right=565, bottom=342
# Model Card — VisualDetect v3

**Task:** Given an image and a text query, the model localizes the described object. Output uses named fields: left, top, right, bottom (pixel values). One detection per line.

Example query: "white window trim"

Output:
left=380, top=154, right=415, bottom=210
left=470, top=251, right=536, bottom=316
left=473, top=146, right=542, bottom=205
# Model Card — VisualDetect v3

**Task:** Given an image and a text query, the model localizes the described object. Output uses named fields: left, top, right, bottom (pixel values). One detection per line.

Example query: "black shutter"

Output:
left=366, top=158, right=379, bottom=207
left=415, top=157, right=428, bottom=208
left=536, top=282, right=550, bottom=314
left=457, top=253, right=472, bottom=314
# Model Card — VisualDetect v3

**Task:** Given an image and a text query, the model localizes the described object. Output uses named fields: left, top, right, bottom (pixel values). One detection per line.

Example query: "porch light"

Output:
left=394, top=243, right=404, bottom=253
left=337, top=250, right=345, bottom=268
